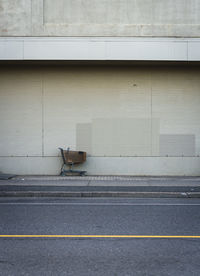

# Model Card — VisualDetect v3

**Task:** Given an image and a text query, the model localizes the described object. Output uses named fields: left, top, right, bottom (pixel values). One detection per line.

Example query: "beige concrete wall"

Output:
left=1, top=0, right=200, bottom=37
left=0, top=64, right=200, bottom=175
left=0, top=68, right=43, bottom=156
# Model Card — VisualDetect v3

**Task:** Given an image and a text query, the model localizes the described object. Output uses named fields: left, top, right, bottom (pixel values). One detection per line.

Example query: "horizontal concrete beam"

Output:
left=1, top=37, right=200, bottom=61
left=0, top=157, right=200, bottom=176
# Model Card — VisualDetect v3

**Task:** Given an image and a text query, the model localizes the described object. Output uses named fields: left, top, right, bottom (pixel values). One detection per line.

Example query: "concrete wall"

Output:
left=0, top=0, right=200, bottom=37
left=0, top=64, right=200, bottom=175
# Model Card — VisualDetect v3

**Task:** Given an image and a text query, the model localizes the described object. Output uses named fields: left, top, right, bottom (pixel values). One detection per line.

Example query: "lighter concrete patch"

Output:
left=160, top=134, right=195, bottom=156
left=76, top=123, right=92, bottom=154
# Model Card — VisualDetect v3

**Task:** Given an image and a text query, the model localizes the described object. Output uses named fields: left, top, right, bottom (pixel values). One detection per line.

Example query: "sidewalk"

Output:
left=0, top=175, right=200, bottom=198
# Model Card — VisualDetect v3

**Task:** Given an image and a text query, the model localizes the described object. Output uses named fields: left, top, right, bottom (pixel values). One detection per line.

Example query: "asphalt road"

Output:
left=0, top=197, right=200, bottom=275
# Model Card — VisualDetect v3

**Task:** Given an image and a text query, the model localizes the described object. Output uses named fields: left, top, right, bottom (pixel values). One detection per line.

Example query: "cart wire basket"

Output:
left=59, top=147, right=87, bottom=176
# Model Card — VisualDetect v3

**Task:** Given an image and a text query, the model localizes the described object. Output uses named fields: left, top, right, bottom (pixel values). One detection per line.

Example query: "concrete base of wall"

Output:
left=0, top=157, right=200, bottom=176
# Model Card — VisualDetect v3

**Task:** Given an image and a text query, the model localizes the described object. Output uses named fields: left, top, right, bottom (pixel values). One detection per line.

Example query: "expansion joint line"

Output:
left=0, top=235, right=200, bottom=239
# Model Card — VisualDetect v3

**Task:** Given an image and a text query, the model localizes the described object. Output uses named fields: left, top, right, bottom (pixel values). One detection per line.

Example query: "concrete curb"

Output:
left=0, top=191, right=200, bottom=198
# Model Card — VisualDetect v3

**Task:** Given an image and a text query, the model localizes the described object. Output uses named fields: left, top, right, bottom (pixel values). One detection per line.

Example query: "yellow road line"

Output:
left=0, top=235, right=200, bottom=238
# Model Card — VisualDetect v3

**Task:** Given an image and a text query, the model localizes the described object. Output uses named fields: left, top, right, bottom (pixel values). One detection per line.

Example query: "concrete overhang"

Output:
left=0, top=37, right=200, bottom=61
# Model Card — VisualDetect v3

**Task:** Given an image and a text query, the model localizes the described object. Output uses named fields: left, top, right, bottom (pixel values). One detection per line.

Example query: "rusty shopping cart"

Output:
left=59, top=147, right=87, bottom=176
